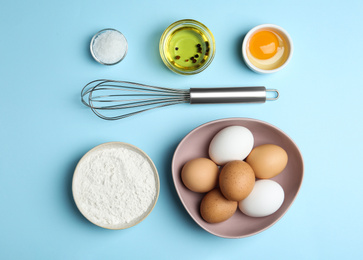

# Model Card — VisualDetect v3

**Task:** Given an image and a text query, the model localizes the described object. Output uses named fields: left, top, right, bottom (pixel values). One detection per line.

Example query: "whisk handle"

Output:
left=189, top=87, right=279, bottom=104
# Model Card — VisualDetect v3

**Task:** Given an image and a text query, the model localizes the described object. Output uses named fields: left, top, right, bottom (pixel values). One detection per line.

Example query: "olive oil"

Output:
left=160, top=19, right=215, bottom=75
left=166, top=27, right=210, bottom=71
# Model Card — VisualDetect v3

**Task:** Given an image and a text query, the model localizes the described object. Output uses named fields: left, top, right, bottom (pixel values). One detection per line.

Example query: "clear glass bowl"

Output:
left=159, top=19, right=215, bottom=75
left=90, top=28, right=128, bottom=65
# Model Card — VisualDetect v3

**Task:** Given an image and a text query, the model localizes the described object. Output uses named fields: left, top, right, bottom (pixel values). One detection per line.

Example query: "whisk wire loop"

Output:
left=81, top=80, right=190, bottom=120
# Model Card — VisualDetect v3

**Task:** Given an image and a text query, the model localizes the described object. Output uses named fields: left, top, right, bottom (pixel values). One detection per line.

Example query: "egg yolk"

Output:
left=249, top=30, right=279, bottom=60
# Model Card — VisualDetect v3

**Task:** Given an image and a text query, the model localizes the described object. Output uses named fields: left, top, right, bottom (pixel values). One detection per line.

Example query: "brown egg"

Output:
left=219, top=160, right=255, bottom=201
left=246, top=144, right=288, bottom=179
left=200, top=188, right=238, bottom=223
left=181, top=158, right=219, bottom=193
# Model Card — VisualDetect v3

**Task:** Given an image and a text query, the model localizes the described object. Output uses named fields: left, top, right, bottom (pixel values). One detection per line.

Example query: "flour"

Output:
left=73, top=143, right=158, bottom=229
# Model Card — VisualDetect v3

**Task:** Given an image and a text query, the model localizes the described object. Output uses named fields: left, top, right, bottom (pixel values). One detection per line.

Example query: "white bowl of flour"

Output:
left=72, top=142, right=159, bottom=229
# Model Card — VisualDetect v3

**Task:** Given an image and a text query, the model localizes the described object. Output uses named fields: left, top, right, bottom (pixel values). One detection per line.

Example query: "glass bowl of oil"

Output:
left=160, top=19, right=215, bottom=75
left=242, top=24, right=293, bottom=74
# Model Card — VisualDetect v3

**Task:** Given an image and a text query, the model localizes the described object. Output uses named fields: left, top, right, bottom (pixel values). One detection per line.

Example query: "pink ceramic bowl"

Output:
left=171, top=118, right=304, bottom=238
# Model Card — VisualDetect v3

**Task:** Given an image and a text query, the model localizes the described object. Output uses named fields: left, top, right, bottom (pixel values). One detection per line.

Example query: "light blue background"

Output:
left=1, top=0, right=362, bottom=259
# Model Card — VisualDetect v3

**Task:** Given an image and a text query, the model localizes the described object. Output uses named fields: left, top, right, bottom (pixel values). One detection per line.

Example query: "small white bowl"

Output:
left=242, top=24, right=293, bottom=74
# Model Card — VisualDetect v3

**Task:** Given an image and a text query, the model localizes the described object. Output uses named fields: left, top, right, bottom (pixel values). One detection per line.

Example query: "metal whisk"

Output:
left=81, top=79, right=279, bottom=120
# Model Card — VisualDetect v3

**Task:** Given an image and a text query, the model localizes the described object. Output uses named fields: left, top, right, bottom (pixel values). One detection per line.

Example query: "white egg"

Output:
left=209, top=126, right=254, bottom=165
left=239, top=180, right=284, bottom=217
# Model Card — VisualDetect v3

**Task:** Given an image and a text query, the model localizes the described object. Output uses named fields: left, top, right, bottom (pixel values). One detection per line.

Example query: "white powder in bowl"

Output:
left=91, top=29, right=128, bottom=65
left=72, top=142, right=159, bottom=229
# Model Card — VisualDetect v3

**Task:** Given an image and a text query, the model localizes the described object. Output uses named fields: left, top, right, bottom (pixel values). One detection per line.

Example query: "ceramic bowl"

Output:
left=171, top=118, right=303, bottom=238
left=72, top=142, right=159, bottom=229
left=242, top=24, right=293, bottom=73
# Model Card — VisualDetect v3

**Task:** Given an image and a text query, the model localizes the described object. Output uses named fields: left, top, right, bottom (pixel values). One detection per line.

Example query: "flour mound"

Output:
left=73, top=143, right=157, bottom=229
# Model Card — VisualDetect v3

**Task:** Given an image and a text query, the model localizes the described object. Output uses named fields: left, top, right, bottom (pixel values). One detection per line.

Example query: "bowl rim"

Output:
left=72, top=141, right=160, bottom=230
left=159, top=19, right=216, bottom=75
left=242, top=24, right=294, bottom=74
left=90, top=28, right=128, bottom=66
left=171, top=117, right=304, bottom=238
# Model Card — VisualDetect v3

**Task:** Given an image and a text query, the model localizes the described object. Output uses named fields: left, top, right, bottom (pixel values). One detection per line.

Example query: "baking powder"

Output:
left=73, top=143, right=158, bottom=229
